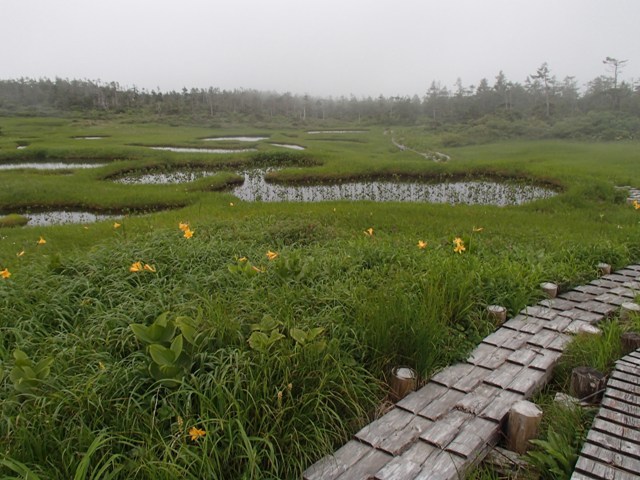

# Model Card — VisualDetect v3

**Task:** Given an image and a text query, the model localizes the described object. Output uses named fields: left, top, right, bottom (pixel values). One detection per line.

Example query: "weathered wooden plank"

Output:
left=615, top=268, right=640, bottom=278
left=397, top=383, right=448, bottom=415
left=412, top=450, right=466, bottom=480
left=611, top=370, right=640, bottom=386
left=573, top=456, right=639, bottom=480
left=355, top=408, right=416, bottom=448
left=373, top=458, right=423, bottom=480
left=522, top=305, right=558, bottom=320
left=529, top=348, right=563, bottom=372
left=609, top=286, right=637, bottom=298
left=622, top=281, right=640, bottom=291
left=468, top=344, right=512, bottom=370
left=601, top=397, right=640, bottom=419
left=577, top=300, right=618, bottom=316
left=597, top=274, right=630, bottom=284
left=612, top=362, right=640, bottom=377
left=541, top=315, right=573, bottom=333
left=580, top=442, right=640, bottom=474
left=547, top=332, right=571, bottom=352
left=558, top=308, right=603, bottom=323
left=604, top=387, right=640, bottom=406
left=303, top=440, right=372, bottom=480
left=466, top=342, right=499, bottom=365
left=420, top=410, right=472, bottom=448
left=507, top=367, right=550, bottom=397
left=506, top=346, right=540, bottom=366
left=608, top=378, right=640, bottom=396
left=445, top=416, right=500, bottom=459
left=503, top=315, right=545, bottom=334
left=597, top=409, right=640, bottom=429
left=431, top=363, right=475, bottom=389
left=484, top=362, right=524, bottom=389
left=565, top=320, right=597, bottom=335
left=334, top=448, right=393, bottom=480
left=586, top=429, right=640, bottom=460
left=502, top=331, right=535, bottom=351
left=418, top=389, right=466, bottom=421
left=378, top=416, right=434, bottom=456
left=483, top=328, right=517, bottom=348
left=618, top=353, right=640, bottom=367
left=455, top=383, right=503, bottom=416
left=539, top=297, right=582, bottom=311
left=575, top=284, right=609, bottom=295
left=594, top=293, right=628, bottom=306
left=600, top=274, right=638, bottom=283
left=451, top=365, right=493, bottom=393
left=480, top=389, right=524, bottom=423
left=526, top=329, right=562, bottom=349
left=559, top=291, right=598, bottom=303
left=591, top=418, right=640, bottom=445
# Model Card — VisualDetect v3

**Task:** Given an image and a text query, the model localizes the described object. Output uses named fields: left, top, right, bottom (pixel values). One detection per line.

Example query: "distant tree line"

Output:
left=1, top=61, right=639, bottom=136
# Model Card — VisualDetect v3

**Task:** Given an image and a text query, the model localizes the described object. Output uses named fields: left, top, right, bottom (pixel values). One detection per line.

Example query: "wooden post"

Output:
left=506, top=400, right=543, bottom=454
left=597, top=263, right=612, bottom=275
left=389, top=367, right=417, bottom=402
left=620, top=302, right=640, bottom=322
left=540, top=282, right=558, bottom=298
left=487, top=305, right=507, bottom=326
left=621, top=332, right=640, bottom=355
left=570, top=366, right=606, bottom=403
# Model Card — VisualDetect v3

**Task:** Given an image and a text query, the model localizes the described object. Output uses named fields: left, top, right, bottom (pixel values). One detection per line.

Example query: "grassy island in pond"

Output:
left=0, top=116, right=639, bottom=479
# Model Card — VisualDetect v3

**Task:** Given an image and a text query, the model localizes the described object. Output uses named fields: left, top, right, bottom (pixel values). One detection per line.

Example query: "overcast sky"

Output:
left=2, top=0, right=639, bottom=98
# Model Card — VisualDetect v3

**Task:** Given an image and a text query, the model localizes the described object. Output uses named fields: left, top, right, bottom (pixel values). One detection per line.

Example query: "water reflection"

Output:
left=150, top=146, right=256, bottom=154
left=115, top=170, right=217, bottom=184
left=113, top=167, right=556, bottom=205
left=0, top=162, right=106, bottom=170
left=307, top=130, right=367, bottom=134
left=23, top=211, right=120, bottom=227
left=270, top=143, right=305, bottom=150
left=231, top=170, right=556, bottom=205
left=202, top=136, right=268, bottom=142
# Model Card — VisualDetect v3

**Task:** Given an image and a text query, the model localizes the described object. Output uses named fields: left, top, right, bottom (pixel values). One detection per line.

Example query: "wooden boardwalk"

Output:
left=571, top=349, right=640, bottom=480
left=303, top=265, right=640, bottom=480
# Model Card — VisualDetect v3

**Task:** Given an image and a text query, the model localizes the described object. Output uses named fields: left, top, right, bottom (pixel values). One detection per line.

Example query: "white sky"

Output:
left=2, top=0, right=639, bottom=97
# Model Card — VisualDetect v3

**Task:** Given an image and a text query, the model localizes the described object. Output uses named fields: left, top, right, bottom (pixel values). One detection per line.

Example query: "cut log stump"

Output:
left=570, top=366, right=606, bottom=403
left=506, top=400, right=543, bottom=454
left=621, top=332, right=640, bottom=355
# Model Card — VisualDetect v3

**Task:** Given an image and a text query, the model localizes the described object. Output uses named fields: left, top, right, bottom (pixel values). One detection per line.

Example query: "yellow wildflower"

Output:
left=179, top=222, right=189, bottom=231
left=633, top=200, right=640, bottom=210
left=229, top=202, right=234, bottom=207
left=143, top=263, right=156, bottom=273
left=183, top=228, right=194, bottom=239
left=417, top=240, right=427, bottom=249
left=1, top=268, right=10, bottom=279
left=266, top=250, right=279, bottom=261
left=37, top=236, right=46, bottom=245
left=364, top=227, right=374, bottom=237
left=130, top=261, right=143, bottom=272
left=113, top=222, right=121, bottom=229
left=453, top=237, right=466, bottom=254
left=189, top=426, right=206, bottom=442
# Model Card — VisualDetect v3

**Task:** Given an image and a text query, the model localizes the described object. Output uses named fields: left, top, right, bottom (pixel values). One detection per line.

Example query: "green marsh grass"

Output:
left=0, top=116, right=639, bottom=477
